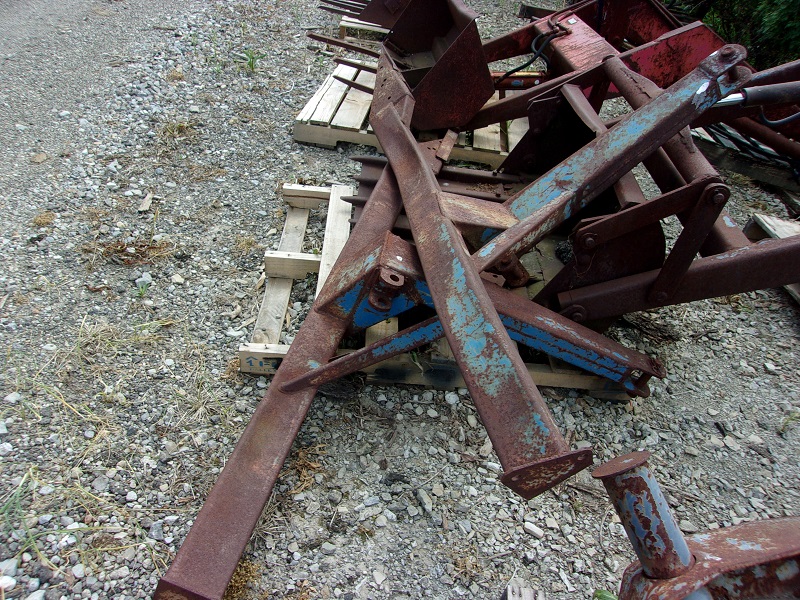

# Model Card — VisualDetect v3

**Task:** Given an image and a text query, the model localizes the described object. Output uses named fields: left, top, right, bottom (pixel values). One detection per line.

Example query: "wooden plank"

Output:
left=293, top=119, right=381, bottom=150
left=250, top=206, right=310, bottom=344
left=283, top=183, right=332, bottom=209
left=296, top=73, right=337, bottom=123
left=339, top=16, right=389, bottom=36
left=361, top=355, right=628, bottom=399
left=752, top=213, right=800, bottom=240
left=239, top=342, right=292, bottom=375
left=744, top=213, right=800, bottom=304
left=310, top=65, right=358, bottom=126
left=507, top=116, right=528, bottom=151
left=330, top=69, right=376, bottom=131
left=365, top=318, right=399, bottom=346
left=693, top=137, right=800, bottom=193
left=472, top=122, right=503, bottom=153
left=263, top=250, right=321, bottom=279
left=316, top=184, right=354, bottom=296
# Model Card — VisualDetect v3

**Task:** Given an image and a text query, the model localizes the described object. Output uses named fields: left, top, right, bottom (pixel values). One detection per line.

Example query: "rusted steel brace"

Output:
left=472, top=46, right=750, bottom=273
left=557, top=235, right=800, bottom=321
left=155, top=86, right=459, bottom=600
left=602, top=54, right=752, bottom=255
left=280, top=242, right=664, bottom=395
left=646, top=182, right=729, bottom=303
left=307, top=32, right=381, bottom=58
left=371, top=65, right=592, bottom=499
left=594, top=452, right=800, bottom=599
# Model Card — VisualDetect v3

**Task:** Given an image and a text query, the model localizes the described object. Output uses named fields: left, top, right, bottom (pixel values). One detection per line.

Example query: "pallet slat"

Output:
left=250, top=205, right=311, bottom=345
left=316, top=184, right=353, bottom=297
left=744, top=213, right=800, bottom=304
left=310, top=65, right=358, bottom=126
left=330, top=70, right=376, bottom=131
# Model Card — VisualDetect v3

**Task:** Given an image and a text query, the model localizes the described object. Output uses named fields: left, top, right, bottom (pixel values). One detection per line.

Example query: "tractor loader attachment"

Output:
left=156, top=1, right=800, bottom=597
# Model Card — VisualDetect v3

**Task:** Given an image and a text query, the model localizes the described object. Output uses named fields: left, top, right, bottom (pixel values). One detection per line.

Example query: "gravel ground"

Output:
left=1, top=1, right=799, bottom=599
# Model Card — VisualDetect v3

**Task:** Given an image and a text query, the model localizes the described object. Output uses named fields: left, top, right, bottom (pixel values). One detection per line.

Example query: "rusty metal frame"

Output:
left=156, top=1, right=800, bottom=597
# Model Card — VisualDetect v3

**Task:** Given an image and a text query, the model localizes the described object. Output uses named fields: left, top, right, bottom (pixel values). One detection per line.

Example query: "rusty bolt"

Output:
left=563, top=306, right=586, bottom=323
left=581, top=234, right=598, bottom=250
left=720, top=46, right=735, bottom=60
left=712, top=191, right=727, bottom=205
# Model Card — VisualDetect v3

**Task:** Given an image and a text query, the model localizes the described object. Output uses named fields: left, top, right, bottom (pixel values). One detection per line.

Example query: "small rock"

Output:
left=91, top=475, right=109, bottom=492
left=4, top=392, right=20, bottom=404
left=320, top=542, right=337, bottom=555
left=545, top=517, right=559, bottom=530
left=126, top=491, right=138, bottom=502
left=24, top=591, right=46, bottom=600
left=0, top=559, right=17, bottom=577
left=679, top=520, right=699, bottom=533
left=373, top=570, right=386, bottom=585
left=523, top=522, right=545, bottom=539
left=0, top=576, right=14, bottom=591
left=171, top=273, right=185, bottom=284
left=375, top=515, right=388, bottom=527
left=723, top=436, right=742, bottom=451
left=684, top=446, right=700, bottom=457
left=416, top=489, right=433, bottom=514
left=149, top=522, right=165, bottom=541
left=71, top=564, right=86, bottom=579
left=109, top=566, right=129, bottom=579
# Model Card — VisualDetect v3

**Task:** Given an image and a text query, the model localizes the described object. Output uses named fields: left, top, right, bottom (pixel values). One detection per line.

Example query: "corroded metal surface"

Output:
left=595, top=452, right=800, bottom=599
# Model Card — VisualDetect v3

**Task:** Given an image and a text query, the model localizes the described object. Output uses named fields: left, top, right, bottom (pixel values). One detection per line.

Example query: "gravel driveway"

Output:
left=1, top=1, right=798, bottom=599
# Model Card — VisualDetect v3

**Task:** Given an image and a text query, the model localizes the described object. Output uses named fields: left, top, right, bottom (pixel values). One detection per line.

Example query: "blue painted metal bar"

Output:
left=472, top=46, right=751, bottom=273
left=593, top=451, right=693, bottom=579
left=371, top=66, right=593, bottom=499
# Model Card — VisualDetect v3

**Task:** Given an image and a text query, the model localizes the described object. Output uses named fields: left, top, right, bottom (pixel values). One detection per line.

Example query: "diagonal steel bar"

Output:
left=371, top=75, right=592, bottom=499
left=472, top=46, right=751, bottom=273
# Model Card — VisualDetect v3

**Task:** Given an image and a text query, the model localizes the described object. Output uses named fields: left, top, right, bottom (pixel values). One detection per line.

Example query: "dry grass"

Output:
left=166, top=67, right=185, bottom=82
left=31, top=211, right=56, bottom=227
left=234, top=234, right=260, bottom=256
left=188, top=164, right=227, bottom=182
left=223, top=558, right=262, bottom=600
left=282, top=444, right=326, bottom=495
left=157, top=120, right=198, bottom=156
left=282, top=580, right=318, bottom=600
left=83, top=237, right=174, bottom=266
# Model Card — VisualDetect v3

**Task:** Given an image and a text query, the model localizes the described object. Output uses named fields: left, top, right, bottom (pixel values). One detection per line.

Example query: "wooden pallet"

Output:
left=239, top=184, right=629, bottom=400
left=743, top=213, right=800, bottom=304
left=293, top=64, right=528, bottom=169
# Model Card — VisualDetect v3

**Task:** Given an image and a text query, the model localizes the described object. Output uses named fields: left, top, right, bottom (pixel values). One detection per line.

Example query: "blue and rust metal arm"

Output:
left=472, top=46, right=751, bottom=273
left=370, top=54, right=594, bottom=499
left=593, top=452, right=800, bottom=599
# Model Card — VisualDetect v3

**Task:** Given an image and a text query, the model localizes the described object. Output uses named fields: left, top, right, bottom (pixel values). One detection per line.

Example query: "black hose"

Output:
left=495, top=33, right=555, bottom=86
